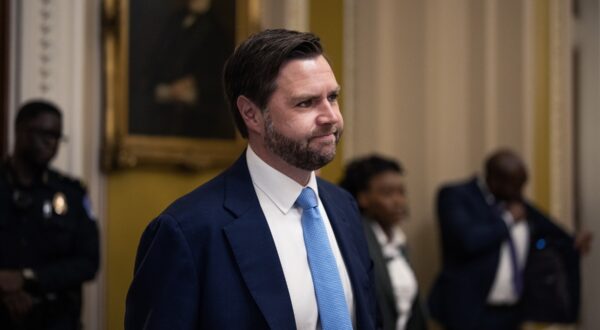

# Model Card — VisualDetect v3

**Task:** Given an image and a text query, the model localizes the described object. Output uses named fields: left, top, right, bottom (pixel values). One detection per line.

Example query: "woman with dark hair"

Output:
left=340, top=155, right=427, bottom=330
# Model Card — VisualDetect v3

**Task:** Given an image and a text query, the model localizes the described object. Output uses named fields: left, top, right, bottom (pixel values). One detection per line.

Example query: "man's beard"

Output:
left=263, top=112, right=342, bottom=171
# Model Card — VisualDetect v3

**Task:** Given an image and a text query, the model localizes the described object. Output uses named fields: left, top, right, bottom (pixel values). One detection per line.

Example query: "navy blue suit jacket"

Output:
left=428, top=178, right=579, bottom=330
left=125, top=153, right=377, bottom=329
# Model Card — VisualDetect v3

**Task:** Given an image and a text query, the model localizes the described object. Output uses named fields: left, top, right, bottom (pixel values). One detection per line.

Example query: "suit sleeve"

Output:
left=125, top=214, right=200, bottom=330
left=437, top=187, right=510, bottom=257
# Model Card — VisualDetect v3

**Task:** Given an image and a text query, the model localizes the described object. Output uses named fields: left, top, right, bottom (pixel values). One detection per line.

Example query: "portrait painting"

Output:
left=102, top=0, right=259, bottom=169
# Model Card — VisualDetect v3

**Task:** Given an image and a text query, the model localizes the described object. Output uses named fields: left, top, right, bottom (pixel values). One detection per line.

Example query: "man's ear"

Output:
left=237, top=95, right=263, bottom=135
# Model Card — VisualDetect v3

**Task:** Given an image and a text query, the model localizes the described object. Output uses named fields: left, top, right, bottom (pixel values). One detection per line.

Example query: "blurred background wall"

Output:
left=2, top=0, right=599, bottom=329
left=344, top=1, right=600, bottom=329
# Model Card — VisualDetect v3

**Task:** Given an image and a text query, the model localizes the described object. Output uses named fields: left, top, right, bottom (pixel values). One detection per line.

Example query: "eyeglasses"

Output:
left=28, top=127, right=68, bottom=143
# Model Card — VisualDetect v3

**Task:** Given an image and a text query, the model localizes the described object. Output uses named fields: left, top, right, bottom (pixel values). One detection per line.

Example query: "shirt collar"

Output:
left=246, top=146, right=319, bottom=214
left=370, top=220, right=407, bottom=247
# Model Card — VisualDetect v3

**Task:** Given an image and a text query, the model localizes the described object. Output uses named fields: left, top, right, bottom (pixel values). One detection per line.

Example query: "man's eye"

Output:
left=327, top=93, right=339, bottom=103
left=297, top=100, right=313, bottom=107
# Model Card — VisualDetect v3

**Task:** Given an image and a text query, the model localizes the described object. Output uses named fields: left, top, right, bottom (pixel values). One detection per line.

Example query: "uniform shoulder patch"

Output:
left=82, top=194, right=96, bottom=220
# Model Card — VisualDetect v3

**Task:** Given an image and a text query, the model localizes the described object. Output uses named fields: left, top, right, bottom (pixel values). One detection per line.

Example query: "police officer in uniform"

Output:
left=0, top=100, right=99, bottom=330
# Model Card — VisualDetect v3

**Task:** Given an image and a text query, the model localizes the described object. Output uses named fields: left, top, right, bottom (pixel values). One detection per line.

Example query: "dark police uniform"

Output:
left=0, top=159, right=99, bottom=330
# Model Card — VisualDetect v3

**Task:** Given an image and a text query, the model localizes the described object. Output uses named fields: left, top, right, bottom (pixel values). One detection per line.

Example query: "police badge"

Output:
left=53, top=192, right=68, bottom=215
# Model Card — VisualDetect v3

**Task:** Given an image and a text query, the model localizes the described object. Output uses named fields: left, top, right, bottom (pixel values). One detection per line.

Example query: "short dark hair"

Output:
left=223, top=29, right=324, bottom=138
left=484, top=148, right=525, bottom=181
left=339, top=154, right=404, bottom=200
left=15, top=100, right=62, bottom=128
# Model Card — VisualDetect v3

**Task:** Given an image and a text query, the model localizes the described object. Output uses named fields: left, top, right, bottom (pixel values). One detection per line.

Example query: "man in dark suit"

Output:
left=428, top=149, right=590, bottom=330
left=340, top=155, right=427, bottom=330
left=125, top=29, right=377, bottom=329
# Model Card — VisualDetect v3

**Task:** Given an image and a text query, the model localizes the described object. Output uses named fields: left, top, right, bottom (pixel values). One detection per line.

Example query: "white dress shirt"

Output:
left=371, top=223, right=417, bottom=330
left=246, top=146, right=355, bottom=330
left=478, top=178, right=530, bottom=304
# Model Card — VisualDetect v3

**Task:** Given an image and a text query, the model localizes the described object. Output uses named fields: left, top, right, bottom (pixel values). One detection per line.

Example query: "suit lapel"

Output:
left=222, top=154, right=296, bottom=329
left=362, top=219, right=397, bottom=310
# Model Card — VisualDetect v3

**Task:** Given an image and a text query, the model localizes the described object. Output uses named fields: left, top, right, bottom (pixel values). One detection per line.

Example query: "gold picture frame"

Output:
left=102, top=0, right=260, bottom=170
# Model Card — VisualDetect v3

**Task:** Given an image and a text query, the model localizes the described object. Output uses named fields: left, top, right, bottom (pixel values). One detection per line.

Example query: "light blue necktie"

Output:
left=296, top=187, right=353, bottom=330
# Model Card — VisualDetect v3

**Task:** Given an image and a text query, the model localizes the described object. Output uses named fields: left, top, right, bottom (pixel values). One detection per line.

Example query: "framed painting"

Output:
left=102, top=0, right=260, bottom=170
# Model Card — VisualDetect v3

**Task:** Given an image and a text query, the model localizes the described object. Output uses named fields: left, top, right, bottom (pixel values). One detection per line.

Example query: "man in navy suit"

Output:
left=125, top=29, right=377, bottom=329
left=428, top=149, right=590, bottom=330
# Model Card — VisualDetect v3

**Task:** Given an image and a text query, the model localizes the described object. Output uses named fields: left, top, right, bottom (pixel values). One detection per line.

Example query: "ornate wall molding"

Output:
left=37, top=0, right=54, bottom=94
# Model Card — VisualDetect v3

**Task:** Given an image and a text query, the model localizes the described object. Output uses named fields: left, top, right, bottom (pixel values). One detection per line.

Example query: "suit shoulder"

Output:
left=158, top=167, right=243, bottom=235
left=163, top=173, right=226, bottom=217
left=317, top=177, right=354, bottom=201
left=525, top=201, right=567, bottom=231
left=438, top=178, right=476, bottom=195
left=317, top=177, right=349, bottom=195
left=524, top=201, right=551, bottom=219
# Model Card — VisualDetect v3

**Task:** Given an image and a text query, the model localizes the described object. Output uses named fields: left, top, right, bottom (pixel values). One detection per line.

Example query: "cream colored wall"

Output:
left=345, top=0, right=576, bottom=309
